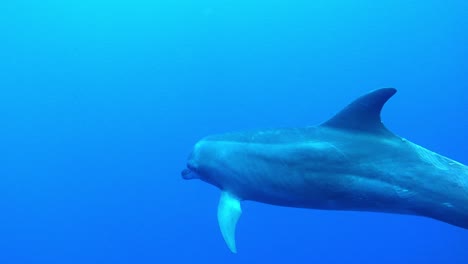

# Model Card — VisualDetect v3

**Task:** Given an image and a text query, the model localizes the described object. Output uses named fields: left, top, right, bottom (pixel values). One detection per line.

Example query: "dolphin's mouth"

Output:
left=181, top=168, right=193, bottom=179
left=183, top=149, right=200, bottom=180
left=182, top=162, right=199, bottom=180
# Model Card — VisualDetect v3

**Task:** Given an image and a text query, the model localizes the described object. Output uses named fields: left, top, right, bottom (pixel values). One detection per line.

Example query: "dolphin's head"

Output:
left=182, top=138, right=229, bottom=188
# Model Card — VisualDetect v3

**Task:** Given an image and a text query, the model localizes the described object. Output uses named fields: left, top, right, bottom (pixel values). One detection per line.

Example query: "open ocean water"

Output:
left=0, top=0, right=467, bottom=263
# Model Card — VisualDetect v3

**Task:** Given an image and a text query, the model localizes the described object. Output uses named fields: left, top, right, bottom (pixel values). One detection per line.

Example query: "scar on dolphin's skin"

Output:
left=183, top=88, right=468, bottom=253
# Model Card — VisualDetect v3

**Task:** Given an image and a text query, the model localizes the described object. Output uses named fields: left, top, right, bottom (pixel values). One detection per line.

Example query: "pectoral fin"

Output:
left=217, top=191, right=242, bottom=253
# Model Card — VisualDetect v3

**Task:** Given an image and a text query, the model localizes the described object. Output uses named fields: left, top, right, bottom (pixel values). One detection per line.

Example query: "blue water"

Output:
left=1, top=0, right=467, bottom=263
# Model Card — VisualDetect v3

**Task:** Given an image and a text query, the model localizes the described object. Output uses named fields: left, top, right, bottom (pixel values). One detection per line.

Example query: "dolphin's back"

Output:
left=204, top=127, right=319, bottom=144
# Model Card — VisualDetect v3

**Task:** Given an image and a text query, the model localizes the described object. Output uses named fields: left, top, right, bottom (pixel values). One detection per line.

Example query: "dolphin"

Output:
left=181, top=88, right=468, bottom=253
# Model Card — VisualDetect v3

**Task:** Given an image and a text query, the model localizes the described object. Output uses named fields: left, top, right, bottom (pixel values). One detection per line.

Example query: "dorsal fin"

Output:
left=321, top=88, right=397, bottom=136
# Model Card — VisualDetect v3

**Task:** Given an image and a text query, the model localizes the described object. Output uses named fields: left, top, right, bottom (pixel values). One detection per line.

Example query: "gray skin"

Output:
left=182, top=88, right=468, bottom=252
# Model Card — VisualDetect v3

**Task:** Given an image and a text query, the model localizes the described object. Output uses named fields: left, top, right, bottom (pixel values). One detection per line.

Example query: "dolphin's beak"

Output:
left=182, top=149, right=200, bottom=180
left=182, top=161, right=200, bottom=180
left=181, top=168, right=194, bottom=180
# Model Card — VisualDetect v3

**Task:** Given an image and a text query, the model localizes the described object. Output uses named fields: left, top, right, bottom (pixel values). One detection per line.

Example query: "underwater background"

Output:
left=1, top=0, right=467, bottom=263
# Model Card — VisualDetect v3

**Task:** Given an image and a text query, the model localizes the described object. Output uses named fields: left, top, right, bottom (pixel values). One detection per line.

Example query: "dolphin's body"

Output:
left=182, top=88, right=468, bottom=253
